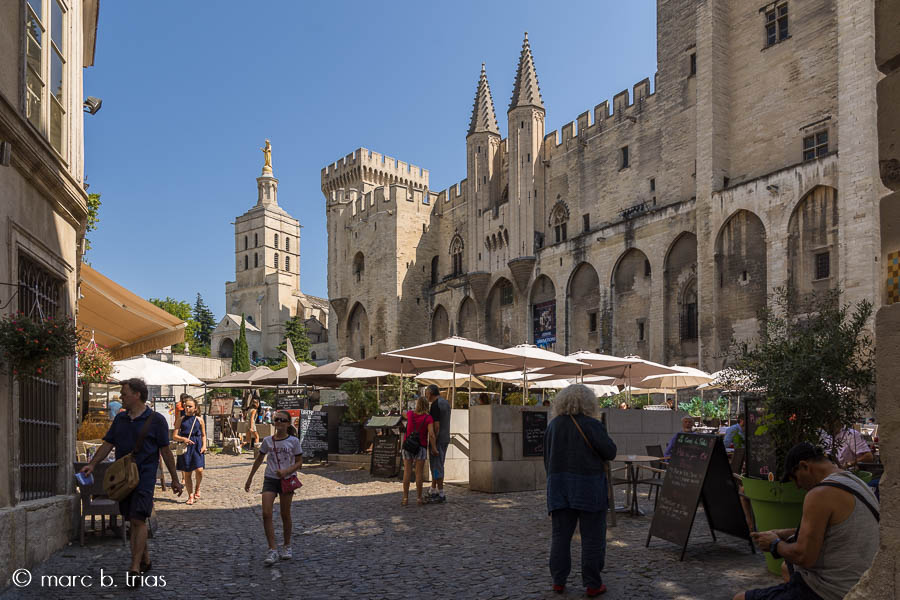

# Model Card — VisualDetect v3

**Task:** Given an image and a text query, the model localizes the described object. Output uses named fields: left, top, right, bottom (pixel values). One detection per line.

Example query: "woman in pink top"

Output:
left=402, top=395, right=436, bottom=506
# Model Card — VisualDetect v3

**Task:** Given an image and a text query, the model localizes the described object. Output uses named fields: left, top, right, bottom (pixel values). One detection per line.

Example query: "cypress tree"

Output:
left=232, top=314, right=251, bottom=372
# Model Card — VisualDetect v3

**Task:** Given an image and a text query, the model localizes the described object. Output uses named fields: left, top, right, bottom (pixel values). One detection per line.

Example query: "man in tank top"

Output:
left=733, top=442, right=880, bottom=600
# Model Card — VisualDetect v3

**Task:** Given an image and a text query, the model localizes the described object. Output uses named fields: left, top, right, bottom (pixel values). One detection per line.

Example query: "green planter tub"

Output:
left=742, top=472, right=872, bottom=575
left=742, top=477, right=806, bottom=575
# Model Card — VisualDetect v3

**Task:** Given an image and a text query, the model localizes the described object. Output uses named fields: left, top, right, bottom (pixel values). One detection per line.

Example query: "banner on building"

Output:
left=532, top=300, right=557, bottom=348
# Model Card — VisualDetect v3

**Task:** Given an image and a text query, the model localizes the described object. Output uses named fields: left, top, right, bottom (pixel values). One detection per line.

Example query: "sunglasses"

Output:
left=273, top=417, right=290, bottom=423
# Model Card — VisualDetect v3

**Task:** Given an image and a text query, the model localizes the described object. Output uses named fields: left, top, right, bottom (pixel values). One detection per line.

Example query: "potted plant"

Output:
left=339, top=379, right=378, bottom=453
left=77, top=340, right=114, bottom=383
left=0, top=312, right=79, bottom=379
left=726, top=288, right=875, bottom=574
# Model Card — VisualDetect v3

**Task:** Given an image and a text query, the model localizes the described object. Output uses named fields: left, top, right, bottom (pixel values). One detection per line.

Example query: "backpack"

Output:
left=103, top=412, right=157, bottom=502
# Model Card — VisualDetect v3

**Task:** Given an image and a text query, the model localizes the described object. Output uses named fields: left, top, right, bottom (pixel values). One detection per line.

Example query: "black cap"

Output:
left=780, top=442, right=825, bottom=482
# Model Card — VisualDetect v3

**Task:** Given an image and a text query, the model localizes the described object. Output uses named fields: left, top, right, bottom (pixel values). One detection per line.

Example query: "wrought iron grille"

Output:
left=17, top=252, right=63, bottom=501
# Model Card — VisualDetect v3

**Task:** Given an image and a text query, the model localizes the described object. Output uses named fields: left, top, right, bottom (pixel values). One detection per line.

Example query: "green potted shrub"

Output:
left=339, top=379, right=378, bottom=452
left=727, top=288, right=875, bottom=574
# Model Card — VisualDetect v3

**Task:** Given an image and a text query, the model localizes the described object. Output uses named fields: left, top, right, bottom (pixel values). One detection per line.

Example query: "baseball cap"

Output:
left=780, top=442, right=825, bottom=482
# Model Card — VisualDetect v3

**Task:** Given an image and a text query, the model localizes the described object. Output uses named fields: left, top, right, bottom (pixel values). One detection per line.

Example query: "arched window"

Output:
left=431, top=256, right=439, bottom=285
left=274, top=253, right=279, bottom=269
left=311, top=351, right=317, bottom=360
left=680, top=279, right=698, bottom=341
left=254, top=233, right=258, bottom=247
left=251, top=350, right=258, bottom=362
left=244, top=255, right=248, bottom=270
left=244, top=236, right=248, bottom=250
left=550, top=201, right=569, bottom=244
left=285, top=237, right=290, bottom=252
left=254, top=253, right=258, bottom=267
left=274, top=234, right=279, bottom=249
left=450, top=235, right=464, bottom=277
left=353, top=252, right=365, bottom=283
left=285, top=256, right=290, bottom=272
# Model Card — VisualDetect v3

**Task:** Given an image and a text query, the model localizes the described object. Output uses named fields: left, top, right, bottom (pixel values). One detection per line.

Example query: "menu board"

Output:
left=298, top=409, right=328, bottom=460
left=207, top=416, right=222, bottom=444
left=338, top=424, right=360, bottom=454
left=745, top=398, right=776, bottom=478
left=276, top=385, right=308, bottom=412
left=646, top=433, right=753, bottom=560
left=522, top=410, right=548, bottom=457
left=370, top=435, right=399, bottom=478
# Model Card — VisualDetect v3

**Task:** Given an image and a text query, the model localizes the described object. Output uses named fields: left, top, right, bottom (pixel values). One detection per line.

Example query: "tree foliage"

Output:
left=276, top=315, right=312, bottom=364
left=340, top=379, right=378, bottom=424
left=727, top=287, right=875, bottom=473
left=231, top=314, right=251, bottom=372
left=192, top=293, right=216, bottom=355
left=149, top=297, right=197, bottom=354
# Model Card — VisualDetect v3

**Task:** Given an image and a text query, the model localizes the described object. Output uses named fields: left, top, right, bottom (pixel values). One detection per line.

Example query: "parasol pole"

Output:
left=499, top=381, right=504, bottom=404
left=376, top=376, right=380, bottom=408
left=451, top=347, right=457, bottom=407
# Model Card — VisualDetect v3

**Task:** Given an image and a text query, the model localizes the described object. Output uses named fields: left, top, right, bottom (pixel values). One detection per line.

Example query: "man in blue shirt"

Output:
left=724, top=417, right=745, bottom=448
left=107, top=396, right=122, bottom=420
left=81, top=378, right=182, bottom=586
left=665, top=416, right=695, bottom=457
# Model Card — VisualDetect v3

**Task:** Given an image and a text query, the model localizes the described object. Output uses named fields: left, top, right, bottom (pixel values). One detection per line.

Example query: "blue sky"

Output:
left=83, top=1, right=657, bottom=320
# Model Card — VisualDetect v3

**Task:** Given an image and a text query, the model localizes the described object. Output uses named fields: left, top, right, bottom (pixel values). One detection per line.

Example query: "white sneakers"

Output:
left=264, top=549, right=279, bottom=566
left=279, top=545, right=292, bottom=560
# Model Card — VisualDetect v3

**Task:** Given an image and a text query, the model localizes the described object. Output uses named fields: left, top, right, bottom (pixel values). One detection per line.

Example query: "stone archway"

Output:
left=664, top=233, right=699, bottom=366
left=432, top=305, right=450, bottom=341
left=788, top=185, right=839, bottom=300
left=714, top=210, right=767, bottom=352
left=485, top=278, right=516, bottom=347
left=530, top=275, right=557, bottom=350
left=457, top=297, right=477, bottom=340
left=219, top=337, right=234, bottom=358
left=567, top=262, right=603, bottom=354
left=346, top=302, right=369, bottom=359
left=611, top=248, right=652, bottom=357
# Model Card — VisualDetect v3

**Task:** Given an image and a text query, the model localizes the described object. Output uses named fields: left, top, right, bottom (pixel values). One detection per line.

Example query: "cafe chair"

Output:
left=73, top=462, right=126, bottom=546
left=605, top=461, right=630, bottom=527
left=642, top=445, right=666, bottom=505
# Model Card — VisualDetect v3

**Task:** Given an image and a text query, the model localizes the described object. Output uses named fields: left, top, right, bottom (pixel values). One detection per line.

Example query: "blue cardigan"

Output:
left=544, top=413, right=617, bottom=514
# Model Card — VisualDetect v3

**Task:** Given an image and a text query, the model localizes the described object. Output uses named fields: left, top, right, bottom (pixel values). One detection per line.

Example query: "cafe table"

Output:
left=617, top=454, right=664, bottom=516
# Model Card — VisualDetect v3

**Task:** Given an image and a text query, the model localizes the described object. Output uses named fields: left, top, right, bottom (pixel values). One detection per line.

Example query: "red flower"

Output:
left=789, top=414, right=797, bottom=422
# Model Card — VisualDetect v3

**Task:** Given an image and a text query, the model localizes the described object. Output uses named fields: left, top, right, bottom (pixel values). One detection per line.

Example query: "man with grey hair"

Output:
left=544, top=384, right=617, bottom=596
left=426, top=383, right=450, bottom=503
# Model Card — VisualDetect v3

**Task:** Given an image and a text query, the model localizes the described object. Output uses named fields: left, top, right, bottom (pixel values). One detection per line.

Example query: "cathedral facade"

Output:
left=212, top=142, right=330, bottom=364
left=322, top=0, right=889, bottom=371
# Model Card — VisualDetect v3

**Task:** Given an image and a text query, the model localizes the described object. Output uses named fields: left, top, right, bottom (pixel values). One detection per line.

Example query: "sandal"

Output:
left=401, top=496, right=408, bottom=506
left=186, top=494, right=195, bottom=505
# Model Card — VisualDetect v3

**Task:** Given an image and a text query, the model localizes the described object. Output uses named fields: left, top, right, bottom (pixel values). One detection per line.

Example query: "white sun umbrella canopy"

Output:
left=111, top=356, right=203, bottom=386
left=415, top=370, right=487, bottom=390
left=497, top=344, right=588, bottom=404
left=635, top=366, right=713, bottom=389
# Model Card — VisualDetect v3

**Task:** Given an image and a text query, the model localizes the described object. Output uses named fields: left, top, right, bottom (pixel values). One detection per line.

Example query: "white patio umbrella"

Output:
left=415, top=369, right=486, bottom=389
left=335, top=366, right=394, bottom=406
left=634, top=365, right=712, bottom=410
left=111, top=356, right=203, bottom=386
left=387, top=337, right=521, bottom=405
left=207, top=365, right=274, bottom=388
left=498, top=344, right=588, bottom=404
left=347, top=352, right=450, bottom=411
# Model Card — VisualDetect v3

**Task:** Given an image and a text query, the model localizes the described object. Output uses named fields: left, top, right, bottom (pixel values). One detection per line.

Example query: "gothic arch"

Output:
left=566, top=262, right=603, bottom=354
left=450, top=234, right=464, bottom=276
left=456, top=297, right=477, bottom=340
left=530, top=275, right=557, bottom=349
left=346, top=302, right=369, bottom=360
left=611, top=248, right=652, bottom=357
left=352, top=252, right=365, bottom=283
left=714, top=209, right=767, bottom=355
left=218, top=337, right=234, bottom=358
left=787, top=185, right=839, bottom=299
left=485, top=277, right=516, bottom=347
left=432, top=305, right=450, bottom=341
left=664, top=232, right=699, bottom=366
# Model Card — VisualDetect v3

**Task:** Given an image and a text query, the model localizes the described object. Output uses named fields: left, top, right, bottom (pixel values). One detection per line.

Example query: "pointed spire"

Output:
left=508, top=32, right=544, bottom=113
left=468, top=63, right=500, bottom=137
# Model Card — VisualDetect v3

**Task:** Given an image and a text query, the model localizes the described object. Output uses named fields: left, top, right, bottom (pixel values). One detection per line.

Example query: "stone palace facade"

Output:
left=322, top=0, right=889, bottom=371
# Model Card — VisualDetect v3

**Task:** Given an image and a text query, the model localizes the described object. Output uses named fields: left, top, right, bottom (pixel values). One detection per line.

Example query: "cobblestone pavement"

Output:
left=3, top=454, right=777, bottom=599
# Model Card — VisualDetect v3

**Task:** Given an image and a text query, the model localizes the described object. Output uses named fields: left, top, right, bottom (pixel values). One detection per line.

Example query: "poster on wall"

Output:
left=532, top=300, right=557, bottom=348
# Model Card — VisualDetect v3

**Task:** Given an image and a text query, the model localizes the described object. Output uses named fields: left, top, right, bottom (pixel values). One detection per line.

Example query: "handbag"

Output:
left=103, top=412, right=157, bottom=502
left=175, top=416, right=198, bottom=456
left=272, top=437, right=303, bottom=494
left=402, top=414, right=422, bottom=454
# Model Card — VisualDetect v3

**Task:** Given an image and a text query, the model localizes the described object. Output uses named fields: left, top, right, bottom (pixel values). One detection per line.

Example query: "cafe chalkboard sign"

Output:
left=745, top=398, right=776, bottom=479
left=522, top=410, right=548, bottom=457
left=298, top=409, right=329, bottom=461
left=370, top=434, right=399, bottom=478
left=338, top=424, right=360, bottom=454
left=646, top=433, right=753, bottom=560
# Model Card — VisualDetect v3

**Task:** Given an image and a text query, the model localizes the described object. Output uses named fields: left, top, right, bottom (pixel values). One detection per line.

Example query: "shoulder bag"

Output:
left=103, top=412, right=157, bottom=501
left=272, top=437, right=303, bottom=494
left=402, top=414, right=422, bottom=454
left=175, top=416, right=198, bottom=456
left=570, top=414, right=599, bottom=456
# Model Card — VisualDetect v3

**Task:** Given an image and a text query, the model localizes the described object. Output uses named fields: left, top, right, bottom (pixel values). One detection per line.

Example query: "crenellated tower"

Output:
left=466, top=63, right=501, bottom=274
left=506, top=32, right=545, bottom=291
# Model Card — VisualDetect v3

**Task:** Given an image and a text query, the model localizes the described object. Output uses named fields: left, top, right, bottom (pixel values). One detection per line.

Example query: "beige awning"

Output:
left=78, top=263, right=186, bottom=360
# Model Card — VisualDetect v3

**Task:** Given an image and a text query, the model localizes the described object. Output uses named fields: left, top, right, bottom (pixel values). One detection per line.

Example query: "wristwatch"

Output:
left=770, top=538, right=783, bottom=559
